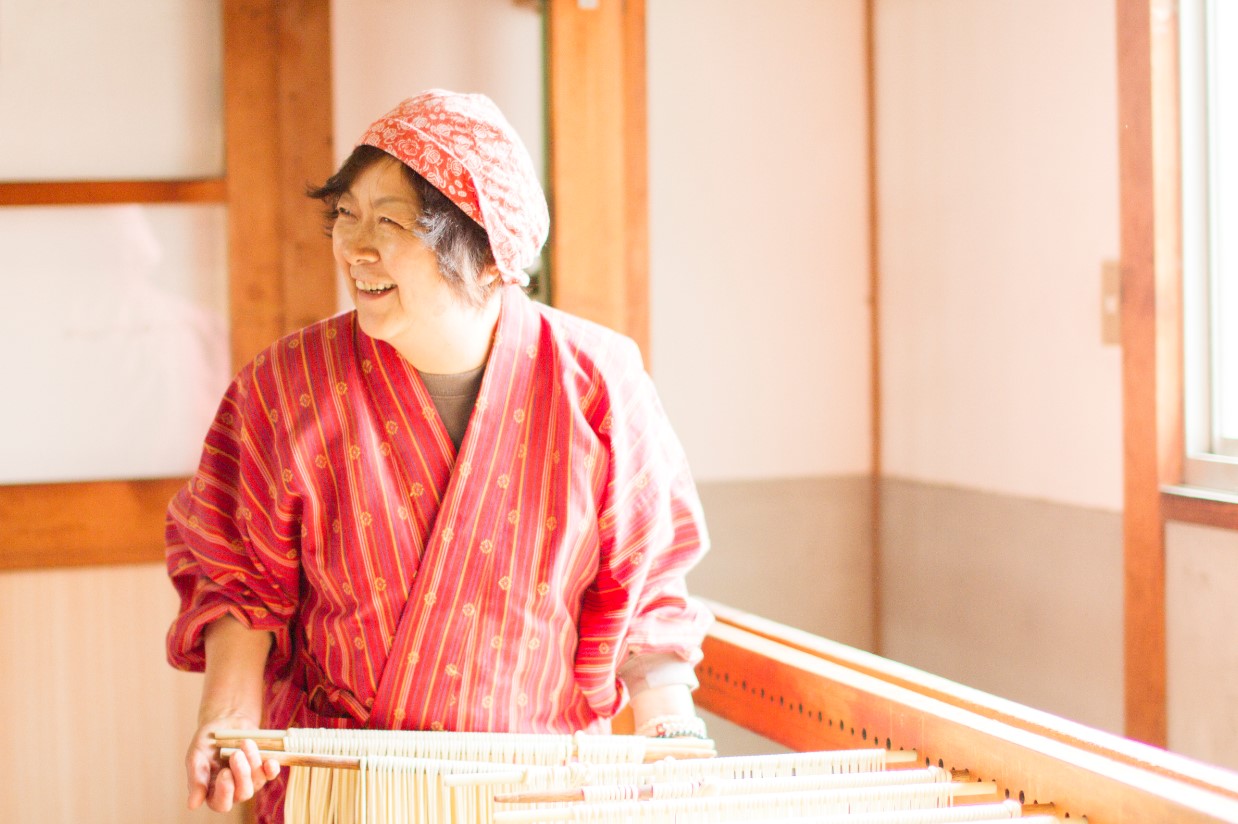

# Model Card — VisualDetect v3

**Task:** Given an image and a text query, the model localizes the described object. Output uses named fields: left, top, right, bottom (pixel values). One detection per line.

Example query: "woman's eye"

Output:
left=334, top=206, right=354, bottom=218
left=379, top=216, right=402, bottom=227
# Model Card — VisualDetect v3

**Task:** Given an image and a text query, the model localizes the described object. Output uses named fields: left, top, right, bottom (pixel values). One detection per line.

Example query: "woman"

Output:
left=166, top=90, right=711, bottom=822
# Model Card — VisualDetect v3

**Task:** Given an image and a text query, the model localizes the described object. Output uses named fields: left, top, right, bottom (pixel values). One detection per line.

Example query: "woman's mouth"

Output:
left=355, top=279, right=396, bottom=295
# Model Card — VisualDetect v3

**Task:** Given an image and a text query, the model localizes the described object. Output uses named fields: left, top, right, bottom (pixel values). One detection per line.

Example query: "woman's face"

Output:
left=332, top=155, right=458, bottom=344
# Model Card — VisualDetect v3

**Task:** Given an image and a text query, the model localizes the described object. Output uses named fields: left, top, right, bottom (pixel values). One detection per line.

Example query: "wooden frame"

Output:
left=1117, top=0, right=1179, bottom=748
left=1118, top=0, right=1238, bottom=747
left=0, top=179, right=227, bottom=206
left=698, top=601, right=1238, bottom=823
left=0, top=0, right=335, bottom=573
left=864, top=0, right=883, bottom=657
left=1162, top=487, right=1238, bottom=531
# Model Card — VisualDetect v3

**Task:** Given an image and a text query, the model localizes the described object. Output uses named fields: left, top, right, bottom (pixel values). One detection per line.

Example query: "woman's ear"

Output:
left=480, top=264, right=504, bottom=288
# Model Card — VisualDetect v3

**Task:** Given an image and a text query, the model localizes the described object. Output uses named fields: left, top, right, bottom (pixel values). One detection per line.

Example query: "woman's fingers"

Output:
left=188, top=727, right=275, bottom=812
left=186, top=730, right=216, bottom=810
left=262, top=757, right=281, bottom=781
left=208, top=767, right=236, bottom=813
left=186, top=751, right=210, bottom=810
left=230, top=747, right=256, bottom=804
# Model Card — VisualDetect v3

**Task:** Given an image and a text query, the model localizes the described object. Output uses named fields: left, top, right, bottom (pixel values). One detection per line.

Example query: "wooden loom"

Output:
left=694, top=599, right=1238, bottom=823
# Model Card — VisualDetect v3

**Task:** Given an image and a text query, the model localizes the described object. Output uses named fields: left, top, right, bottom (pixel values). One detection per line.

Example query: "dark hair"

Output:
left=308, top=145, right=498, bottom=307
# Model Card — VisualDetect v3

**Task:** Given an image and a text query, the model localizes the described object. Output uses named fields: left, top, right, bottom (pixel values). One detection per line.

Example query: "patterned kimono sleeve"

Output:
left=575, top=339, right=712, bottom=717
left=166, top=362, right=301, bottom=677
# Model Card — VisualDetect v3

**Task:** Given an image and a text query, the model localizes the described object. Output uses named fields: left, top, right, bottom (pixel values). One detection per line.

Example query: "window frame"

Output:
left=1121, top=0, right=1238, bottom=749
left=1180, top=0, right=1238, bottom=493
left=0, top=0, right=336, bottom=572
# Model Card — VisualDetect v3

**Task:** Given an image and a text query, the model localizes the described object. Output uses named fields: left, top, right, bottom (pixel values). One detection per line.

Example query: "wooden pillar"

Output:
left=546, top=0, right=650, bottom=359
left=223, top=0, right=336, bottom=371
left=1116, top=0, right=1182, bottom=748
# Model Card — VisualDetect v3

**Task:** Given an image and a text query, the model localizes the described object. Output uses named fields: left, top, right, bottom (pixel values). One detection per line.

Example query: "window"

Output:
left=1181, top=0, right=1238, bottom=492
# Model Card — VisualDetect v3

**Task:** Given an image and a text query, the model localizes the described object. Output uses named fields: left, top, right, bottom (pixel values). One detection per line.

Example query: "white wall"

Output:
left=877, top=0, right=1122, bottom=512
left=648, top=0, right=871, bottom=483
left=331, top=0, right=874, bottom=486
left=332, top=0, right=543, bottom=173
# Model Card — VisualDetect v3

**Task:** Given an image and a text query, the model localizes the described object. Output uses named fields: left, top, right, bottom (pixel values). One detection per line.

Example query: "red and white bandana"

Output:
left=359, top=90, right=549, bottom=285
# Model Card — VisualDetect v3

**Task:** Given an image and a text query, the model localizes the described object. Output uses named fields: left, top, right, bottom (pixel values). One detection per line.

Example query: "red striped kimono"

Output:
left=166, top=285, right=710, bottom=822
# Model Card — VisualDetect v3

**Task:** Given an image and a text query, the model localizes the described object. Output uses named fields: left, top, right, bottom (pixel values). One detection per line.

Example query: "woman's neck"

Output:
left=388, top=291, right=502, bottom=375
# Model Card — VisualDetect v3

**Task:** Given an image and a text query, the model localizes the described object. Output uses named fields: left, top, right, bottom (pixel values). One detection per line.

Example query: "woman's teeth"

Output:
left=356, top=280, right=395, bottom=294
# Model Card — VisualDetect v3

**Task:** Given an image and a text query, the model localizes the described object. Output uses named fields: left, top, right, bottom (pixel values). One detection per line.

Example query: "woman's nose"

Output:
left=338, top=225, right=378, bottom=263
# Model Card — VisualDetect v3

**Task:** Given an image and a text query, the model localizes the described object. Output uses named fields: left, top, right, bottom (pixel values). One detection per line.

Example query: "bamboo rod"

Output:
left=212, top=731, right=717, bottom=766
left=494, top=778, right=997, bottom=805
left=218, top=747, right=359, bottom=770
left=493, top=797, right=1019, bottom=824
left=445, top=749, right=919, bottom=789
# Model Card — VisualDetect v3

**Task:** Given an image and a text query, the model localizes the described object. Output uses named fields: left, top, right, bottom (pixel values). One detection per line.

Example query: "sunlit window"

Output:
left=1181, top=0, right=1238, bottom=492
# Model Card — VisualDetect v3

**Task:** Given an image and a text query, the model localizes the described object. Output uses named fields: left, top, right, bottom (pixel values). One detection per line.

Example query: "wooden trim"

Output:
left=706, top=599, right=1238, bottom=802
left=546, top=0, right=649, bottom=358
left=1117, top=0, right=1182, bottom=748
left=0, top=179, right=228, bottom=206
left=1117, top=0, right=1163, bottom=747
left=696, top=616, right=1238, bottom=823
left=864, top=0, right=883, bottom=657
left=0, top=479, right=187, bottom=571
left=1162, top=487, right=1238, bottom=531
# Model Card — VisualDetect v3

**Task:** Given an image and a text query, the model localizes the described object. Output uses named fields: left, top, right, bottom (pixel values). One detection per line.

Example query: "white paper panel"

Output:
left=0, top=205, right=229, bottom=483
left=0, top=0, right=223, bottom=181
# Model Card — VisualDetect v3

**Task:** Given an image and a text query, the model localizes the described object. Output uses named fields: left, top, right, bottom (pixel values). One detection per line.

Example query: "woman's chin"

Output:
left=355, top=311, right=396, bottom=343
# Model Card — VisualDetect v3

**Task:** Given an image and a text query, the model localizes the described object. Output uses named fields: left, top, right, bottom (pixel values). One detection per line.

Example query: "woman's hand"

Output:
left=186, top=714, right=280, bottom=813
left=189, top=616, right=277, bottom=812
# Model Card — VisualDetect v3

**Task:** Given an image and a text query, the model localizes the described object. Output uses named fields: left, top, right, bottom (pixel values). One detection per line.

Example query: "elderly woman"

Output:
left=166, top=90, right=711, bottom=822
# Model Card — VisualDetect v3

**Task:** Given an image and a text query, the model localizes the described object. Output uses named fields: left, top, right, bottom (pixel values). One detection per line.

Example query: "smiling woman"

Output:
left=165, top=89, right=712, bottom=824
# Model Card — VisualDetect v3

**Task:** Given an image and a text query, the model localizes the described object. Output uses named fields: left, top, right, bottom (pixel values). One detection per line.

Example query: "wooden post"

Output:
left=223, top=0, right=336, bottom=371
left=545, top=0, right=650, bottom=359
left=1116, top=0, right=1182, bottom=748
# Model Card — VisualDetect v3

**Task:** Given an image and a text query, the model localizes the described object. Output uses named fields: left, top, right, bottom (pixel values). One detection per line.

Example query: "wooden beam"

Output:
left=706, top=599, right=1238, bottom=803
left=0, top=179, right=227, bottom=206
left=864, top=0, right=883, bottom=658
left=275, top=0, right=337, bottom=334
left=1162, top=489, right=1238, bottom=532
left=1117, top=0, right=1181, bottom=748
left=546, top=0, right=649, bottom=359
left=223, top=0, right=286, bottom=371
left=222, top=0, right=335, bottom=372
left=0, top=479, right=187, bottom=571
left=696, top=619, right=1238, bottom=823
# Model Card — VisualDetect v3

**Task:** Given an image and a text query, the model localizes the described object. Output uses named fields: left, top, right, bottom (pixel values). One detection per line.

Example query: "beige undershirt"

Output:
left=416, top=366, right=698, bottom=697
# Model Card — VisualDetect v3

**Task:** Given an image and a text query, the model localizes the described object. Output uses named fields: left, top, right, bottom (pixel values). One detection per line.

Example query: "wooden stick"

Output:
left=494, top=778, right=998, bottom=805
left=213, top=737, right=287, bottom=752
left=214, top=729, right=287, bottom=739
left=211, top=730, right=715, bottom=761
left=448, top=749, right=916, bottom=789
left=218, top=747, right=358, bottom=770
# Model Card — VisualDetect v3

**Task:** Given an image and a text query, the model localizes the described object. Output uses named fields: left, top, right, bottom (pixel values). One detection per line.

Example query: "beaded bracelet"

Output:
left=634, top=714, right=708, bottom=739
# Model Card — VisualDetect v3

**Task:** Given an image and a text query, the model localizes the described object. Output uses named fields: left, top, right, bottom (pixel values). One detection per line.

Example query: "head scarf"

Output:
left=358, top=90, right=549, bottom=286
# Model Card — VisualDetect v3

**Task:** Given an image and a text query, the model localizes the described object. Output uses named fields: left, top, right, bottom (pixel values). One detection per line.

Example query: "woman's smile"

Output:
left=354, top=278, right=396, bottom=296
